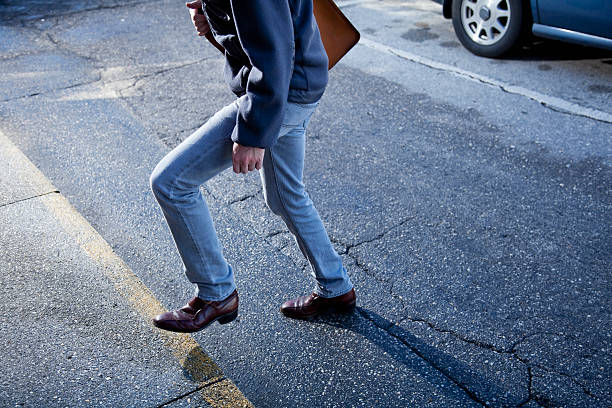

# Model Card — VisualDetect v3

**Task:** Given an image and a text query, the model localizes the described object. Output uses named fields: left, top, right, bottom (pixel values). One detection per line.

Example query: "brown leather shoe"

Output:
left=280, top=288, right=356, bottom=319
left=153, top=290, right=238, bottom=333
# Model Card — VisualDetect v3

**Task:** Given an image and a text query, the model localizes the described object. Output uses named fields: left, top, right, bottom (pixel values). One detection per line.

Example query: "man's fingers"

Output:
left=232, top=144, right=264, bottom=175
left=186, top=0, right=202, bottom=9
left=194, top=21, right=208, bottom=31
left=192, top=15, right=210, bottom=35
left=193, top=15, right=206, bottom=27
left=232, top=157, right=249, bottom=174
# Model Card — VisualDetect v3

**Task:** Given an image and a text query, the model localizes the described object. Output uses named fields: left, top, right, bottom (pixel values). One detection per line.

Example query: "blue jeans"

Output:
left=150, top=97, right=354, bottom=301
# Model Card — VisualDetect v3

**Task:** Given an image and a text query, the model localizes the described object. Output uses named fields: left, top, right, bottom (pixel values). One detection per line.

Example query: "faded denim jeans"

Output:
left=150, top=96, right=353, bottom=301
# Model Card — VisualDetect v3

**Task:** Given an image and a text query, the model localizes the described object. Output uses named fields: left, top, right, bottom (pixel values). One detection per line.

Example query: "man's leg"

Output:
left=259, top=101, right=354, bottom=317
left=150, top=101, right=238, bottom=302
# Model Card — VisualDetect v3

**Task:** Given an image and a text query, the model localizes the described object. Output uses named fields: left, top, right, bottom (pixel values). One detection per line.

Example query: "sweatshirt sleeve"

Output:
left=229, top=0, right=294, bottom=148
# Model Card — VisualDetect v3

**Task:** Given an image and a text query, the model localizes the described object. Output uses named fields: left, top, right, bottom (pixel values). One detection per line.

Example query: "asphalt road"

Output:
left=1, top=0, right=610, bottom=406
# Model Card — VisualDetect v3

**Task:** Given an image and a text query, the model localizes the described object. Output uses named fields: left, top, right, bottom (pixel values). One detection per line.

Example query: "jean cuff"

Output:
left=195, top=284, right=236, bottom=302
left=315, top=281, right=354, bottom=299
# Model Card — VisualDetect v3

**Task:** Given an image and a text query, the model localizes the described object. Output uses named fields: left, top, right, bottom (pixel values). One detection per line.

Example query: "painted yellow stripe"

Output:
left=0, top=130, right=253, bottom=408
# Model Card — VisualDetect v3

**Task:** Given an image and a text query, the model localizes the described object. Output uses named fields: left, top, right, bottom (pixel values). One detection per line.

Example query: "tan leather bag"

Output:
left=313, top=0, right=360, bottom=69
left=204, top=0, right=360, bottom=70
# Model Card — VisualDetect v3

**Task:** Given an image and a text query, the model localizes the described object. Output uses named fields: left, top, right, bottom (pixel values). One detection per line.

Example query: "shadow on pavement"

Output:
left=508, top=38, right=612, bottom=62
left=313, top=307, right=510, bottom=404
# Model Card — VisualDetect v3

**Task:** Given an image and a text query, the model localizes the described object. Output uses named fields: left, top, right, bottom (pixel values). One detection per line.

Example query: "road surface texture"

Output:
left=0, top=0, right=610, bottom=406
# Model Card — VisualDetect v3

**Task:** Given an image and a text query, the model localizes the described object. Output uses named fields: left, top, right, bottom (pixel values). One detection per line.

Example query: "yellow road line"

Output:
left=1, top=130, right=253, bottom=408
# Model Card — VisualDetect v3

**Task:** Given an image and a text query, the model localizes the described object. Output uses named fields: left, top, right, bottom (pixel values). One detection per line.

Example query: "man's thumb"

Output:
left=185, top=1, right=201, bottom=9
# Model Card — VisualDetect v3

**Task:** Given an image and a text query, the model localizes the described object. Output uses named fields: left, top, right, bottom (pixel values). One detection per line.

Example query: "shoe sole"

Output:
left=280, top=303, right=356, bottom=320
left=153, top=309, right=238, bottom=333
left=217, top=309, right=238, bottom=324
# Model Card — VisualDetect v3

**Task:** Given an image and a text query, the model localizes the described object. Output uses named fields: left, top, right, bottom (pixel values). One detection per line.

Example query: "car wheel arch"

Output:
left=443, top=0, right=533, bottom=20
left=442, top=0, right=453, bottom=19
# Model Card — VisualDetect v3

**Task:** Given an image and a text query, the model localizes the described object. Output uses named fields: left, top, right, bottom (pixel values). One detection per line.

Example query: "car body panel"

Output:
left=532, top=23, right=612, bottom=51
left=431, top=0, right=452, bottom=18
left=530, top=0, right=540, bottom=24
left=442, top=0, right=452, bottom=19
left=535, top=0, right=612, bottom=39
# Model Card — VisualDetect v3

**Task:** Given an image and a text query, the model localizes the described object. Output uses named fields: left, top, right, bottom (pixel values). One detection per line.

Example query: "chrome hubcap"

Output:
left=479, top=6, right=491, bottom=21
left=461, top=0, right=511, bottom=45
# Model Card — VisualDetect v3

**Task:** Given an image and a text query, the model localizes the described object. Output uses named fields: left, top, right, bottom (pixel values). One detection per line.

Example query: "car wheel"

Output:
left=451, top=0, right=525, bottom=57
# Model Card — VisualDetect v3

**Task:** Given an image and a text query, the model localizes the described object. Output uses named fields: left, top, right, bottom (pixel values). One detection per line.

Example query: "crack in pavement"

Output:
left=227, top=190, right=261, bottom=205
left=512, top=346, right=604, bottom=403
left=366, top=309, right=600, bottom=407
left=264, top=230, right=286, bottom=239
left=114, top=58, right=220, bottom=125
left=369, top=308, right=550, bottom=407
left=517, top=367, right=537, bottom=407
left=0, top=46, right=55, bottom=62
left=356, top=308, right=489, bottom=407
left=116, top=58, right=214, bottom=97
left=332, top=215, right=417, bottom=254
left=0, top=76, right=104, bottom=103
left=158, top=124, right=204, bottom=145
left=394, top=314, right=603, bottom=406
left=0, top=31, right=107, bottom=103
left=323, top=211, right=603, bottom=406
left=1, top=18, right=213, bottom=105
left=156, top=376, right=226, bottom=408
left=0, top=32, right=104, bottom=103
left=328, top=216, right=417, bottom=292
left=328, top=217, right=417, bottom=305
left=5, top=0, right=148, bottom=26
left=396, top=314, right=509, bottom=354
left=324, top=213, right=605, bottom=404
left=45, top=32, right=102, bottom=66
left=536, top=365, right=600, bottom=400
left=0, top=190, right=60, bottom=208
left=0, top=58, right=211, bottom=106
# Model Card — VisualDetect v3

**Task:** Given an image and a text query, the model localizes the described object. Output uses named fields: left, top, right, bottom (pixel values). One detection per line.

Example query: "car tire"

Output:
left=451, top=0, right=525, bottom=58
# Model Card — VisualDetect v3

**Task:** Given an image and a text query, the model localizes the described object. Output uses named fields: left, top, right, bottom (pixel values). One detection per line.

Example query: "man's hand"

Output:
left=186, top=0, right=210, bottom=37
left=232, top=143, right=264, bottom=174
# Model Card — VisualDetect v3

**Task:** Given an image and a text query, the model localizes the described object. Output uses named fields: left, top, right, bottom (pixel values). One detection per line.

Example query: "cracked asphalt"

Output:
left=1, top=0, right=611, bottom=406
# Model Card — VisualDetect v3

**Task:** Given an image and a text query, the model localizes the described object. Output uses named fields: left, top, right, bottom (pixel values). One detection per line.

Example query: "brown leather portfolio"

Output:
left=204, top=0, right=360, bottom=70
left=313, top=0, right=360, bottom=69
